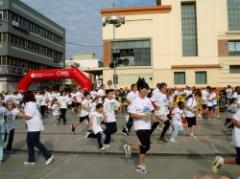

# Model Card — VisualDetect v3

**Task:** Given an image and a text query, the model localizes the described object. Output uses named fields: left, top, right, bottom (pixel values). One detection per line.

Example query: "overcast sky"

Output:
left=21, top=0, right=155, bottom=60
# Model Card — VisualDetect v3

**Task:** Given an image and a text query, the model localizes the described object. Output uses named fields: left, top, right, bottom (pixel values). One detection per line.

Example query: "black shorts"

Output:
left=202, top=104, right=207, bottom=110
left=79, top=115, right=89, bottom=123
left=186, top=117, right=197, bottom=128
left=236, top=147, right=240, bottom=165
left=208, top=105, right=216, bottom=111
left=136, top=130, right=151, bottom=154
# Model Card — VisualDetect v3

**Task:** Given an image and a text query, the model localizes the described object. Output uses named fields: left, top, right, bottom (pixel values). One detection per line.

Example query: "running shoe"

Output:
left=136, top=165, right=149, bottom=174
left=121, top=128, right=129, bottom=136
left=169, top=138, right=177, bottom=143
left=45, top=155, right=54, bottom=165
left=212, top=156, right=224, bottom=173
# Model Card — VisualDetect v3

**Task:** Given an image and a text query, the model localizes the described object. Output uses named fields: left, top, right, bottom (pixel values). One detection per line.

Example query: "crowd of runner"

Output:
left=0, top=80, right=239, bottom=174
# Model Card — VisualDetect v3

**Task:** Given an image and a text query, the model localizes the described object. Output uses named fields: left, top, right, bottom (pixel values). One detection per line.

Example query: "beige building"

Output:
left=101, top=0, right=240, bottom=88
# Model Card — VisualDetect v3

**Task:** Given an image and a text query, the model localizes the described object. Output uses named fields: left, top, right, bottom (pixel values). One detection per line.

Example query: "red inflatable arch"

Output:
left=17, top=68, right=92, bottom=92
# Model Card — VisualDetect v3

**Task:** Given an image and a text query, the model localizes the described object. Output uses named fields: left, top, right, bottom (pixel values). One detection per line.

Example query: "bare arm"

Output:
left=233, top=119, right=240, bottom=128
left=18, top=112, right=32, bottom=120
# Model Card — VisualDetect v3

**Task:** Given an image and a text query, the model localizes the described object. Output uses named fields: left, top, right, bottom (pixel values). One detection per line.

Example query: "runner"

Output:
left=169, top=101, right=185, bottom=143
left=150, top=82, right=170, bottom=143
left=71, top=91, right=91, bottom=135
left=103, top=89, right=120, bottom=148
left=121, top=84, right=138, bottom=136
left=212, top=107, right=240, bottom=173
left=123, top=78, right=154, bottom=174
left=19, top=91, right=54, bottom=166
left=86, top=103, right=106, bottom=151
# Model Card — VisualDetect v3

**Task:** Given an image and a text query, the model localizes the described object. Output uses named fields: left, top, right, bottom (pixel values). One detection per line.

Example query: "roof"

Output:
left=101, top=5, right=172, bottom=16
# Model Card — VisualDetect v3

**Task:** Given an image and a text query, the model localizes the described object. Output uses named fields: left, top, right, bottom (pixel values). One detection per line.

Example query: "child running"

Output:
left=5, top=99, right=21, bottom=153
left=71, top=91, right=91, bottom=135
left=86, top=103, right=106, bottom=151
left=103, top=89, right=120, bottom=148
left=169, top=101, right=185, bottom=143
left=51, top=99, right=60, bottom=126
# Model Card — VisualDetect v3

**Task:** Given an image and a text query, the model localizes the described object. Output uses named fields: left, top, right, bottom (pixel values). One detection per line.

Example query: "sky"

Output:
left=21, top=0, right=155, bottom=60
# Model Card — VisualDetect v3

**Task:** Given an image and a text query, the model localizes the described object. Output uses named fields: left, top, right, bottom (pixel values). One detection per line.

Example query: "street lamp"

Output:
left=103, top=0, right=125, bottom=89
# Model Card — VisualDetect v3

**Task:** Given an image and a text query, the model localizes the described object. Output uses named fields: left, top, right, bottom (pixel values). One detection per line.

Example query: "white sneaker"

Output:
left=123, top=144, right=131, bottom=157
left=85, top=132, right=91, bottom=139
left=24, top=161, right=36, bottom=166
left=212, top=156, right=224, bottom=173
left=136, top=165, right=149, bottom=174
left=99, top=146, right=106, bottom=151
left=189, top=134, right=197, bottom=139
left=45, top=155, right=54, bottom=165
left=104, top=144, right=110, bottom=149
left=169, top=138, right=177, bottom=143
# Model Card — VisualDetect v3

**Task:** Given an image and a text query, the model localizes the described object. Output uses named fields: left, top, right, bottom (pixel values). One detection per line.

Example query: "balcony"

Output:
left=0, top=65, right=26, bottom=76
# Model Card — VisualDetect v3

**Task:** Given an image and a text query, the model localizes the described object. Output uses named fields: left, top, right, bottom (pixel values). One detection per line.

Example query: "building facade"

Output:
left=65, top=53, right=103, bottom=88
left=0, top=0, right=65, bottom=91
left=101, top=0, right=240, bottom=88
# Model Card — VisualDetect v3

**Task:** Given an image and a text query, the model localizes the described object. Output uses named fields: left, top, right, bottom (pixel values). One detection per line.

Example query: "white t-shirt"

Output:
left=129, top=96, right=154, bottom=131
left=201, top=89, right=209, bottom=105
left=35, top=94, right=44, bottom=108
left=80, top=99, right=91, bottom=117
left=152, top=88, right=160, bottom=97
left=0, top=106, right=7, bottom=123
left=172, top=107, right=184, bottom=126
left=103, top=98, right=120, bottom=123
left=232, top=110, right=240, bottom=147
left=151, top=91, right=169, bottom=116
left=232, top=92, right=240, bottom=105
left=227, top=104, right=238, bottom=119
left=12, top=94, right=21, bottom=105
left=90, top=91, right=98, bottom=99
left=90, top=111, right=104, bottom=134
left=58, top=96, right=69, bottom=109
left=76, top=91, right=83, bottom=103
left=6, top=108, right=19, bottom=132
left=126, top=91, right=138, bottom=112
left=184, top=97, right=197, bottom=118
left=207, top=92, right=216, bottom=107
left=24, top=102, right=44, bottom=132
left=97, top=89, right=105, bottom=97
left=184, top=89, right=192, bottom=97
left=51, top=104, right=60, bottom=116
left=226, top=88, right=233, bottom=99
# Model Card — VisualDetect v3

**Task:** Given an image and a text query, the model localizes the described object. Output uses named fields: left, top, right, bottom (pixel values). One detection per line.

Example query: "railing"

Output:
left=0, top=65, right=27, bottom=76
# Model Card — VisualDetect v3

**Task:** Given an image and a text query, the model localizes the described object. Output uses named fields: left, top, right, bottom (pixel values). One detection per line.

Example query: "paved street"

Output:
left=0, top=112, right=239, bottom=179
left=0, top=154, right=239, bottom=179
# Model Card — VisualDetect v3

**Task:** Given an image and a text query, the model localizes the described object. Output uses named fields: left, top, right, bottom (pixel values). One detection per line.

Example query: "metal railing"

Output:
left=0, top=65, right=27, bottom=76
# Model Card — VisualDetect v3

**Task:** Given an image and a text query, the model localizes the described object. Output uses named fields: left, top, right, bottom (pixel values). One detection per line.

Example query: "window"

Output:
left=0, top=11, right=3, bottom=20
left=174, top=72, right=186, bottom=85
left=195, top=71, right=207, bottom=84
left=230, top=65, right=240, bottom=73
left=181, top=2, right=198, bottom=56
left=227, top=0, right=240, bottom=31
left=228, top=41, right=240, bottom=56
left=112, top=40, right=151, bottom=66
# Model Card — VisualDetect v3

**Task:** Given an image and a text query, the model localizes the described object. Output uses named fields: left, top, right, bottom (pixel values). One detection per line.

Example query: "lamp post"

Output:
left=103, top=0, right=125, bottom=89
